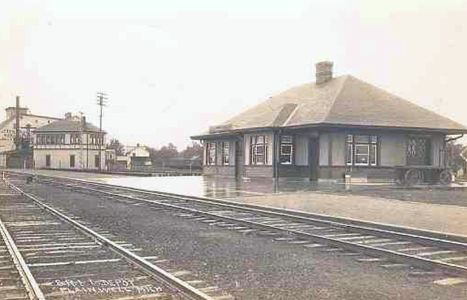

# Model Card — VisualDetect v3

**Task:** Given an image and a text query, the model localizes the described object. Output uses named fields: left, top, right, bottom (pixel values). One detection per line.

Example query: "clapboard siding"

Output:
left=203, top=166, right=236, bottom=176
left=245, top=166, right=273, bottom=178
left=278, top=165, right=310, bottom=177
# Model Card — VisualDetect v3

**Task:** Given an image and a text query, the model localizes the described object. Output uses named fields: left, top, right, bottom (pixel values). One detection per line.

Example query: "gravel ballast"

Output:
left=13, top=180, right=467, bottom=299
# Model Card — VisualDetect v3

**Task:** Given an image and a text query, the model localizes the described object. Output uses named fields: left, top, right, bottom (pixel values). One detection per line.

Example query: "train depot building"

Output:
left=192, top=62, right=467, bottom=183
left=33, top=113, right=106, bottom=170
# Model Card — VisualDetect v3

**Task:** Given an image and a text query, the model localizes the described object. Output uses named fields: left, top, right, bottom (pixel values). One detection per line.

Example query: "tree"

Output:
left=107, top=138, right=125, bottom=156
left=158, top=143, right=179, bottom=160
left=446, top=142, right=465, bottom=172
left=149, top=143, right=179, bottom=162
left=180, top=142, right=203, bottom=159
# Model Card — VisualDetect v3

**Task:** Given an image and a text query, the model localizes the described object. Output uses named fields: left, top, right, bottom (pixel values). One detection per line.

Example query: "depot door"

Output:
left=235, top=139, right=244, bottom=179
left=308, top=138, right=319, bottom=181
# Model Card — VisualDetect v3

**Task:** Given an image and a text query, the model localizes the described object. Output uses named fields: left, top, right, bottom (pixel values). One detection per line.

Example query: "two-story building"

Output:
left=191, top=61, right=467, bottom=182
left=33, top=114, right=106, bottom=170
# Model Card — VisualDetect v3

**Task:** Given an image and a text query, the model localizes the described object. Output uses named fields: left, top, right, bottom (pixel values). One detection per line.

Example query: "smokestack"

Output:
left=15, top=96, right=20, bottom=150
left=315, top=61, right=333, bottom=84
left=81, top=116, right=87, bottom=130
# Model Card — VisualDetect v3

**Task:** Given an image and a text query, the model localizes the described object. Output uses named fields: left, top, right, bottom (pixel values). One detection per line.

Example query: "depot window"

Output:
left=57, top=134, right=65, bottom=144
left=90, top=133, right=103, bottom=145
left=279, top=135, right=293, bottom=164
left=346, top=135, right=377, bottom=166
left=71, top=134, right=81, bottom=145
left=36, top=135, right=43, bottom=145
left=206, top=142, right=216, bottom=165
left=221, top=142, right=230, bottom=165
left=250, top=135, right=268, bottom=165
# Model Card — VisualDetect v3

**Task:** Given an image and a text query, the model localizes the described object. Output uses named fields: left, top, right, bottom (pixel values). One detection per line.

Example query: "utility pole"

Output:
left=96, top=92, right=107, bottom=172
left=15, top=96, right=20, bottom=151
left=78, top=111, right=84, bottom=169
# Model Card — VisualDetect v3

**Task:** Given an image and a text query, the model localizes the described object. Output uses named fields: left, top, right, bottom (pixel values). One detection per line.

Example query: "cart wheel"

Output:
left=439, top=170, right=452, bottom=185
left=404, top=169, right=421, bottom=186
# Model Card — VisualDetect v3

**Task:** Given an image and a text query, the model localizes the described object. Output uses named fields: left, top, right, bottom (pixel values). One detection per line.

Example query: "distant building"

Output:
left=111, top=144, right=152, bottom=171
left=0, top=105, right=61, bottom=167
left=115, top=155, right=129, bottom=170
left=124, top=144, right=152, bottom=170
left=105, top=148, right=117, bottom=171
left=192, top=61, right=467, bottom=182
left=33, top=113, right=106, bottom=170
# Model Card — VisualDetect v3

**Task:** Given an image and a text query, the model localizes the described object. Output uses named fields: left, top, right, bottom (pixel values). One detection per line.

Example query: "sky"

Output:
left=1, top=0, right=467, bottom=149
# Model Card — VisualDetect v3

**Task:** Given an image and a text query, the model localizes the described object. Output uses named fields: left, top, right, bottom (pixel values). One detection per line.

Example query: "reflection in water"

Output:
left=102, top=176, right=346, bottom=199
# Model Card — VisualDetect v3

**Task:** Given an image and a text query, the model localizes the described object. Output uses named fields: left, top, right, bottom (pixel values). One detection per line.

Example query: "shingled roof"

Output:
left=194, top=73, right=467, bottom=138
left=34, top=119, right=102, bottom=133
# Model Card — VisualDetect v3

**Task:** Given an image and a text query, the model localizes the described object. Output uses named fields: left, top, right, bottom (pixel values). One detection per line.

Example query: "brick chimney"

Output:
left=315, top=61, right=333, bottom=84
left=81, top=116, right=87, bottom=130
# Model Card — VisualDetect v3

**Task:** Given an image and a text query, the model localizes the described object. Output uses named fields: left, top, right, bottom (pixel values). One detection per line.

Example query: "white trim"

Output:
left=346, top=143, right=353, bottom=166
left=279, top=143, right=293, bottom=165
left=354, top=144, right=370, bottom=166
left=222, top=141, right=230, bottom=165
left=206, top=142, right=216, bottom=165
left=250, top=135, right=268, bottom=165
left=370, top=144, right=377, bottom=166
left=282, top=105, right=300, bottom=126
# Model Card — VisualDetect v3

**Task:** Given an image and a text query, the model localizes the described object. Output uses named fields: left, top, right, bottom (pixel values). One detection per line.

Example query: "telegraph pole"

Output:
left=15, top=96, right=21, bottom=151
left=96, top=92, right=107, bottom=172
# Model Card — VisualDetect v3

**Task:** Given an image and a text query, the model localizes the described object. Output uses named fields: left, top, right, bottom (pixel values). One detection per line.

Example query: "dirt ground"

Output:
left=12, top=179, right=467, bottom=300
left=332, top=185, right=467, bottom=207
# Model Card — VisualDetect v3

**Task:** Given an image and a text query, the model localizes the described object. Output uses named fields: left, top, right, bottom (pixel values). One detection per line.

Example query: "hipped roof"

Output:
left=34, top=119, right=103, bottom=133
left=193, top=75, right=467, bottom=138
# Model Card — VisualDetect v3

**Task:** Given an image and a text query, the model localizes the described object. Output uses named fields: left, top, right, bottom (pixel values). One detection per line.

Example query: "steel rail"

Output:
left=42, top=175, right=467, bottom=251
left=6, top=170, right=467, bottom=243
left=6, top=171, right=467, bottom=275
left=45, top=178, right=467, bottom=276
left=0, top=210, right=46, bottom=300
left=3, top=178, right=213, bottom=300
left=16, top=170, right=467, bottom=245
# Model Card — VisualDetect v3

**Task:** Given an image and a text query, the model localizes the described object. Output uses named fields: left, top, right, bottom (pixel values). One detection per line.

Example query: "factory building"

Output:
left=0, top=104, right=61, bottom=168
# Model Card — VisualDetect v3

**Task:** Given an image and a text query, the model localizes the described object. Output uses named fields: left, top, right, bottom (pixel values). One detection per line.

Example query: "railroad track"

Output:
left=12, top=171, right=467, bottom=280
left=0, top=183, right=38, bottom=300
left=0, top=177, right=229, bottom=300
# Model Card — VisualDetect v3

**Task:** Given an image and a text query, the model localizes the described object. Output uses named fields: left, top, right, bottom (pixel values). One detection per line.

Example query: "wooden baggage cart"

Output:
left=395, top=166, right=452, bottom=186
